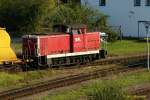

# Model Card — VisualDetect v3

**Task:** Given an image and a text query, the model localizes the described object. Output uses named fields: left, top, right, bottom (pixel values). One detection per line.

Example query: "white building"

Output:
left=81, top=0, right=150, bottom=37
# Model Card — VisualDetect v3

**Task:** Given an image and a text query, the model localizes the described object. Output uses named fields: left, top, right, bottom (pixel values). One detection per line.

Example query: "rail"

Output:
left=0, top=66, right=145, bottom=100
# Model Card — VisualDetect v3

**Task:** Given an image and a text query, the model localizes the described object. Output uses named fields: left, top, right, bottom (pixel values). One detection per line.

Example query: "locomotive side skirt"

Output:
left=47, top=50, right=99, bottom=58
left=45, top=50, right=101, bottom=67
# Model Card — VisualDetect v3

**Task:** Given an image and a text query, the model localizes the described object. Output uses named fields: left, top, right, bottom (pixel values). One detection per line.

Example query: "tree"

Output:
left=0, top=0, right=55, bottom=34
left=48, top=4, right=107, bottom=30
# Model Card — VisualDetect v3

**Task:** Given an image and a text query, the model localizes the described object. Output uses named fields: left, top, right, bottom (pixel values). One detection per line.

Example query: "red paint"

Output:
left=39, top=35, right=70, bottom=56
left=23, top=31, right=100, bottom=57
left=84, top=32, right=100, bottom=51
left=71, top=34, right=84, bottom=52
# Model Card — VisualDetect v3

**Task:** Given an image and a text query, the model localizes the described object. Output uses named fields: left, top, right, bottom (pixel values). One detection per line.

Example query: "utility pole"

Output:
left=144, top=22, right=150, bottom=71
left=138, top=21, right=150, bottom=71
left=145, top=24, right=150, bottom=70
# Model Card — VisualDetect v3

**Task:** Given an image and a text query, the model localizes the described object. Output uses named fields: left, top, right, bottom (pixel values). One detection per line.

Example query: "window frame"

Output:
left=99, top=0, right=106, bottom=6
left=146, top=0, right=150, bottom=6
left=134, top=0, right=141, bottom=6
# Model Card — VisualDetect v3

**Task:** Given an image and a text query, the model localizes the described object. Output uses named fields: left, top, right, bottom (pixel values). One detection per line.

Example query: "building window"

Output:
left=146, top=0, right=150, bottom=6
left=134, top=0, right=141, bottom=6
left=99, top=0, right=106, bottom=6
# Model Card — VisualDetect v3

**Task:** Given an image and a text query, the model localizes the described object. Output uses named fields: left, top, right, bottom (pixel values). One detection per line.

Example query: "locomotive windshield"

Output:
left=71, top=29, right=80, bottom=34
left=53, top=24, right=87, bottom=34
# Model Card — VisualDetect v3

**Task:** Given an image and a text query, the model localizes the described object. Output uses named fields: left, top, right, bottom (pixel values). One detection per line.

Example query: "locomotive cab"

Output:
left=69, top=25, right=87, bottom=34
left=53, top=24, right=87, bottom=34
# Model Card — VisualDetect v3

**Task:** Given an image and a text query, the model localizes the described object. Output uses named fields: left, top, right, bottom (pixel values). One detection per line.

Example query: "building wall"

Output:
left=81, top=0, right=150, bottom=37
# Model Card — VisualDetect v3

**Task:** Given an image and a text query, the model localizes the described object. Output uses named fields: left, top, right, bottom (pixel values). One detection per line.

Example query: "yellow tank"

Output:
left=0, top=28, right=17, bottom=64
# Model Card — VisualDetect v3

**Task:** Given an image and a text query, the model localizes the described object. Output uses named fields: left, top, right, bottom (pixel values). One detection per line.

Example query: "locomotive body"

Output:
left=23, top=25, right=106, bottom=67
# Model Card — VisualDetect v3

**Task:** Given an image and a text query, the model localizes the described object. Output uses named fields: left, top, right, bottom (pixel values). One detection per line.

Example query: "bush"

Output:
left=87, top=82, right=126, bottom=100
left=105, top=29, right=119, bottom=42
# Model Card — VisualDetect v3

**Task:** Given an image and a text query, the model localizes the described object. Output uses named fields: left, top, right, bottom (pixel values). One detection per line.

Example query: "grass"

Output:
left=106, top=40, right=147, bottom=56
left=0, top=65, right=117, bottom=90
left=0, top=70, right=56, bottom=90
left=86, top=82, right=126, bottom=100
left=0, top=68, right=147, bottom=99
left=0, top=72, right=23, bottom=90
left=43, top=70, right=150, bottom=100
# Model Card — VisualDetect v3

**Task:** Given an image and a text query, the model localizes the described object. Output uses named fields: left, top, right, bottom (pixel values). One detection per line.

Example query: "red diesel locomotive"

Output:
left=22, top=25, right=106, bottom=67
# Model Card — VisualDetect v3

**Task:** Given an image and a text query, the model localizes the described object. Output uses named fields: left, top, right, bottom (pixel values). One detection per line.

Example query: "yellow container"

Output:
left=0, top=28, right=17, bottom=64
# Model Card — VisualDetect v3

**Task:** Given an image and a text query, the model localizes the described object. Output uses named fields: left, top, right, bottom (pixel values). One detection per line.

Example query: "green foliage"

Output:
left=0, top=72, right=23, bottom=88
left=105, top=29, right=119, bottom=42
left=0, top=0, right=55, bottom=34
left=87, top=82, right=126, bottom=100
left=47, top=4, right=119, bottom=42
left=0, top=0, right=118, bottom=41
left=108, top=31, right=118, bottom=42
left=49, top=4, right=108, bottom=29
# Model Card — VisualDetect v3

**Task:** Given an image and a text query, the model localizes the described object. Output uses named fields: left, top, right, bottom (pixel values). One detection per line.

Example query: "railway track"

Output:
left=130, top=86, right=150, bottom=96
left=128, top=85, right=150, bottom=100
left=52, top=53, right=147, bottom=70
left=0, top=64, right=22, bottom=72
left=0, top=66, right=145, bottom=100
left=94, top=53, right=147, bottom=65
